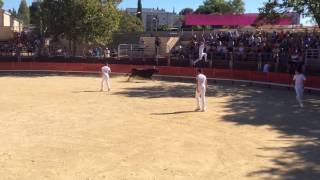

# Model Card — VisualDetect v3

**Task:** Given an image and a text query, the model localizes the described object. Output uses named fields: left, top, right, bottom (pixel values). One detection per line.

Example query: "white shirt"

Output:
left=293, top=74, right=306, bottom=88
left=196, top=74, right=207, bottom=89
left=102, top=66, right=111, bottom=77
left=263, top=64, right=270, bottom=73
left=199, top=44, right=205, bottom=55
left=238, top=47, right=245, bottom=54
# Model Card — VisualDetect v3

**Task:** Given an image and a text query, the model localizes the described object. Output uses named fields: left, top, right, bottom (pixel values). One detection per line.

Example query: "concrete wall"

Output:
left=141, top=36, right=179, bottom=57
left=12, top=19, right=23, bottom=32
left=0, top=9, right=23, bottom=40
left=0, top=27, right=13, bottom=41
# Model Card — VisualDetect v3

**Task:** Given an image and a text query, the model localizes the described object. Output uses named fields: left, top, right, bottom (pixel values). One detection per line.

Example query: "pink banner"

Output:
left=185, top=13, right=294, bottom=26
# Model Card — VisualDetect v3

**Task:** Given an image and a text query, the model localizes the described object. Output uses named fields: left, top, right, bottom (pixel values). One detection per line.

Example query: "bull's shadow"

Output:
left=113, top=80, right=276, bottom=99
left=113, top=84, right=224, bottom=98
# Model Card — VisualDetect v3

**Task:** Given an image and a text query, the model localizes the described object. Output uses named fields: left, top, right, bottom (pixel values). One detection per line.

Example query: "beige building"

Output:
left=11, top=17, right=23, bottom=32
left=126, top=8, right=181, bottom=31
left=0, top=9, right=24, bottom=40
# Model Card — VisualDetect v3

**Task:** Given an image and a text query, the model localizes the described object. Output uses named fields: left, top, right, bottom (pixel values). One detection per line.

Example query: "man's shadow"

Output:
left=72, top=90, right=103, bottom=93
left=151, top=110, right=197, bottom=115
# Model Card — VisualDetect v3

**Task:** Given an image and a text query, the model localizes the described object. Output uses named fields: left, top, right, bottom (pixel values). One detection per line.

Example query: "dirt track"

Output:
left=0, top=75, right=319, bottom=180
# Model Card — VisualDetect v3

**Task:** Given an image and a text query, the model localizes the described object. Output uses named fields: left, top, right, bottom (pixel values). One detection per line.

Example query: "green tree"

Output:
left=9, top=9, right=18, bottom=17
left=0, top=0, right=3, bottom=8
left=196, top=0, right=245, bottom=14
left=119, top=12, right=144, bottom=32
left=12, top=9, right=18, bottom=17
left=18, top=0, right=30, bottom=26
left=157, top=25, right=169, bottom=31
left=30, top=2, right=41, bottom=25
left=82, top=0, right=121, bottom=44
left=258, top=0, right=320, bottom=27
left=137, top=0, right=142, bottom=21
left=40, top=0, right=121, bottom=54
left=100, top=0, right=121, bottom=5
left=196, top=0, right=232, bottom=14
left=230, top=0, right=245, bottom=13
left=179, top=8, right=194, bottom=15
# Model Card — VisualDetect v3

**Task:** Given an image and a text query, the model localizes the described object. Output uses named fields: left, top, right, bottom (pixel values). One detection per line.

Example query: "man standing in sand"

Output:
left=293, top=68, right=306, bottom=108
left=101, top=63, right=111, bottom=92
left=195, top=69, right=207, bottom=112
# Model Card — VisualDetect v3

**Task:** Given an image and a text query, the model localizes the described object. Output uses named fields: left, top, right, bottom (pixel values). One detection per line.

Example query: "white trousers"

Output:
left=194, top=53, right=208, bottom=64
left=295, top=86, right=304, bottom=105
left=101, top=76, right=111, bottom=91
left=196, top=88, right=206, bottom=110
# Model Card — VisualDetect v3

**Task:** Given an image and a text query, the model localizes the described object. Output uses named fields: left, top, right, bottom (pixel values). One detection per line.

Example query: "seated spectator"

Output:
left=236, top=43, right=246, bottom=60
left=104, top=47, right=111, bottom=58
left=263, top=63, right=271, bottom=73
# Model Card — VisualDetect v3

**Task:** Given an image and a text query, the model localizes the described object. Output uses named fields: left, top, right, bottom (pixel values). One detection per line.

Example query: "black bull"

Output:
left=127, top=68, right=159, bottom=81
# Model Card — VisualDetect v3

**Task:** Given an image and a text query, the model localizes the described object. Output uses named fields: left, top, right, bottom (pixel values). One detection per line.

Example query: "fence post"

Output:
left=209, top=52, right=213, bottom=68
left=142, top=46, right=145, bottom=61
left=117, top=45, right=120, bottom=60
left=229, top=52, right=233, bottom=69
left=275, top=55, right=279, bottom=72
left=167, top=52, right=171, bottom=66
left=156, top=46, right=159, bottom=66
left=258, top=53, right=262, bottom=71
left=189, top=53, right=194, bottom=67
left=130, top=44, right=133, bottom=61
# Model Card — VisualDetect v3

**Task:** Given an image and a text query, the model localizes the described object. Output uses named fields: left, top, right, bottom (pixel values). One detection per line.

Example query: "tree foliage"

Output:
left=179, top=8, right=194, bottom=15
left=196, top=0, right=245, bottom=14
left=119, top=12, right=144, bottom=32
left=230, top=0, right=245, bottom=14
left=40, top=0, right=121, bottom=53
left=258, top=0, right=320, bottom=27
left=18, top=0, right=30, bottom=26
left=137, top=0, right=142, bottom=21
left=9, top=9, right=18, bottom=18
left=30, top=2, right=41, bottom=26
left=0, top=0, right=3, bottom=8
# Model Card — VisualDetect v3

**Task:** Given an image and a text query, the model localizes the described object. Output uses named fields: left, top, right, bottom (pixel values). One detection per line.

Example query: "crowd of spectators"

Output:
left=160, top=29, right=318, bottom=72
left=181, top=30, right=320, bottom=63
left=1, top=29, right=320, bottom=71
left=0, top=32, right=39, bottom=59
left=0, top=31, right=116, bottom=59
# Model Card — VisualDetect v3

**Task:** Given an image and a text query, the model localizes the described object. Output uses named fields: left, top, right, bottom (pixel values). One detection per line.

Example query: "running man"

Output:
left=293, top=68, right=306, bottom=108
left=195, top=69, right=208, bottom=112
left=101, top=63, right=111, bottom=92
left=193, top=42, right=208, bottom=65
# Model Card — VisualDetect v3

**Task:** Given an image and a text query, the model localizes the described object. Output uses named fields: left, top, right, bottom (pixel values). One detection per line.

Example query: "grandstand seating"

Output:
left=1, top=29, right=320, bottom=76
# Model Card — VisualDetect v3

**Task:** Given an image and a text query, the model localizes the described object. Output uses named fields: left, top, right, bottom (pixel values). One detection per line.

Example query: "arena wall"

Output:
left=0, top=62, right=319, bottom=90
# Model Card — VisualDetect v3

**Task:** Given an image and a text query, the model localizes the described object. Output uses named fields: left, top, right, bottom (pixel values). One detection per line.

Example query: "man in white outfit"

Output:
left=193, top=42, right=208, bottom=65
left=195, top=69, right=208, bottom=112
left=293, top=68, right=306, bottom=108
left=101, top=63, right=111, bottom=92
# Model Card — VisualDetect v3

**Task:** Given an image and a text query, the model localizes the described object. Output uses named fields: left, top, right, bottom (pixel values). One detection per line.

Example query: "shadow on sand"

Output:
left=151, top=110, right=197, bottom=115
left=219, top=85, right=320, bottom=179
left=72, top=90, right=103, bottom=93
left=115, top=82, right=320, bottom=179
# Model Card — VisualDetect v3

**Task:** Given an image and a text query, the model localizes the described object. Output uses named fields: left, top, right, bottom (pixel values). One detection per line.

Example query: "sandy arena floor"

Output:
left=0, top=74, right=319, bottom=180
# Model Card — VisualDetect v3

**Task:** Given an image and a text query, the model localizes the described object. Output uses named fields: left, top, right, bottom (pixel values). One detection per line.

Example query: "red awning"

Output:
left=185, top=13, right=294, bottom=26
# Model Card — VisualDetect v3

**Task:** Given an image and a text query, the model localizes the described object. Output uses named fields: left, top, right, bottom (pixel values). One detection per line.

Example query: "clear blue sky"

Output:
left=3, top=0, right=313, bottom=25
left=3, top=0, right=265, bottom=12
left=118, top=0, right=266, bottom=13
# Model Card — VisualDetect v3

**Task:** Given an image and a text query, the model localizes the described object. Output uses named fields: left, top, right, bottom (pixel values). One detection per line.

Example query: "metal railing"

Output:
left=118, top=44, right=145, bottom=60
left=1, top=44, right=320, bottom=75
